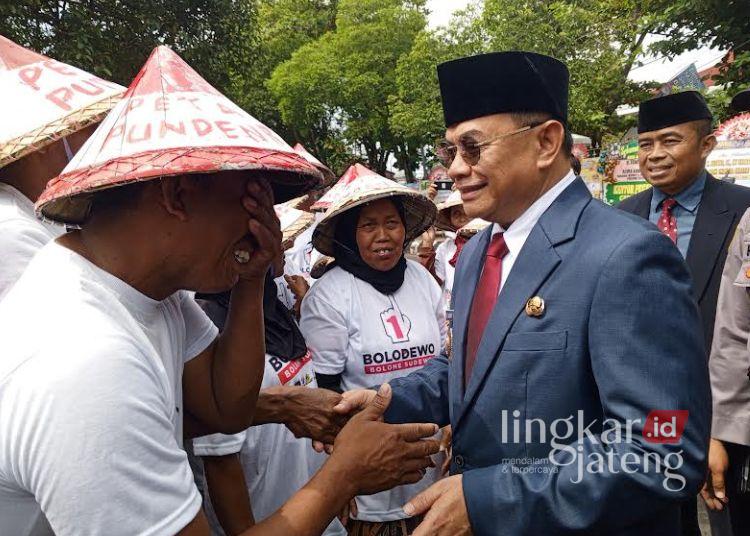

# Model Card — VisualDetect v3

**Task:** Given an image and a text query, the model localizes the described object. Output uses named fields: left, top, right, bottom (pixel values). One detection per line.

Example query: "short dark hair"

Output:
left=510, top=111, right=573, bottom=155
left=570, top=154, right=582, bottom=175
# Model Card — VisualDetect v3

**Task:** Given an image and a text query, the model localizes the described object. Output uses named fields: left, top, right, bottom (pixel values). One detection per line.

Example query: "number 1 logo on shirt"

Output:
left=379, top=296, right=412, bottom=344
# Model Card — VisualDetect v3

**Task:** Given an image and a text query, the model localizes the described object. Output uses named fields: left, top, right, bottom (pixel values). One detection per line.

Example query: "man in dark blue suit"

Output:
left=336, top=51, right=711, bottom=535
left=618, top=91, right=750, bottom=536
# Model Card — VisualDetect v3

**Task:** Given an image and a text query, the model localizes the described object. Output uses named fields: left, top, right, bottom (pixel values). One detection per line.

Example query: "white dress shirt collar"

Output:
left=491, top=169, right=577, bottom=254
left=489, top=170, right=577, bottom=293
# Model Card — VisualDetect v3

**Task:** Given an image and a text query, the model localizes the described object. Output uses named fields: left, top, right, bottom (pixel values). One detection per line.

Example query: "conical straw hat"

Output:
left=313, top=166, right=436, bottom=257
left=435, top=189, right=463, bottom=230
left=276, top=201, right=315, bottom=249
left=293, top=143, right=334, bottom=184
left=0, top=34, right=124, bottom=168
left=310, top=162, right=372, bottom=211
left=37, top=46, right=321, bottom=224
left=457, top=218, right=491, bottom=237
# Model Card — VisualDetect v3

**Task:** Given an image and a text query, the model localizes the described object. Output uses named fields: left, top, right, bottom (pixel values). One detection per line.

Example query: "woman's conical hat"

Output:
left=435, top=188, right=463, bottom=230
left=276, top=201, right=315, bottom=249
left=310, top=162, right=373, bottom=211
left=293, top=143, right=334, bottom=184
left=313, top=165, right=436, bottom=257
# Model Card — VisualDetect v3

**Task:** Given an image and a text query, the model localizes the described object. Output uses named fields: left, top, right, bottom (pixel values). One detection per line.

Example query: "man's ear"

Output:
left=536, top=120, right=565, bottom=169
left=700, top=133, right=717, bottom=160
left=158, top=175, right=192, bottom=222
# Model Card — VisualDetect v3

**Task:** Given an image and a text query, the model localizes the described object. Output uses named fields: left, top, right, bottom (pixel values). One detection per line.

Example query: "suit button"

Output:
left=454, top=454, right=465, bottom=468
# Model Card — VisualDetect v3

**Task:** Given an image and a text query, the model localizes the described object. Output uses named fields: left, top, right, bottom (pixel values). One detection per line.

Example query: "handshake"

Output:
left=271, top=383, right=441, bottom=497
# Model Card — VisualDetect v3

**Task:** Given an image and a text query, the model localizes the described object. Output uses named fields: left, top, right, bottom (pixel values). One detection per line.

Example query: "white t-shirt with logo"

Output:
left=300, top=259, right=446, bottom=521
left=434, top=234, right=457, bottom=309
left=0, top=241, right=217, bottom=536
left=0, top=183, right=65, bottom=301
left=194, top=351, right=345, bottom=536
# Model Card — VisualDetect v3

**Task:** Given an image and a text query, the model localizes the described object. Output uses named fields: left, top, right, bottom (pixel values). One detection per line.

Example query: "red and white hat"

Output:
left=293, top=143, right=334, bottom=184
left=310, top=162, right=374, bottom=211
left=312, top=164, right=435, bottom=257
left=275, top=200, right=315, bottom=249
left=0, top=34, right=124, bottom=168
left=37, top=46, right=321, bottom=224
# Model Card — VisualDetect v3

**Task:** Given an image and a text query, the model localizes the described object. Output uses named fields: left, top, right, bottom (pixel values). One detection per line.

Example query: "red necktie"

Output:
left=465, top=233, right=508, bottom=384
left=657, top=198, right=678, bottom=243
left=448, top=234, right=469, bottom=267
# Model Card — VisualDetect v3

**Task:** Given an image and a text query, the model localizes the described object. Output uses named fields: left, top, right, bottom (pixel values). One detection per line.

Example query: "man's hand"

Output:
left=328, top=384, right=440, bottom=496
left=284, top=275, right=310, bottom=302
left=333, top=388, right=378, bottom=414
left=701, top=438, right=730, bottom=510
left=310, top=388, right=379, bottom=453
left=417, top=228, right=436, bottom=271
left=236, top=179, right=282, bottom=281
left=404, top=475, right=471, bottom=536
left=279, top=387, right=348, bottom=444
left=426, top=182, right=438, bottom=201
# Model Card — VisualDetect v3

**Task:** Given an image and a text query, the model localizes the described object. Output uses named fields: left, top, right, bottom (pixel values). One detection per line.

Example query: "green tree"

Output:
left=389, top=5, right=486, bottom=171
left=240, top=0, right=339, bottom=136
left=269, top=0, right=428, bottom=178
left=650, top=0, right=750, bottom=122
left=481, top=0, right=667, bottom=145
left=391, top=0, right=672, bottom=154
left=0, top=0, right=261, bottom=103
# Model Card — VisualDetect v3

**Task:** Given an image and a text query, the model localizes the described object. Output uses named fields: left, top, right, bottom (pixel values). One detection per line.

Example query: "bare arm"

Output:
left=180, top=384, right=441, bottom=536
left=203, top=454, right=255, bottom=535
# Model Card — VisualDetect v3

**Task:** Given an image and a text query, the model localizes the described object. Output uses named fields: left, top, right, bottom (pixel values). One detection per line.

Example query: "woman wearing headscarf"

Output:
left=300, top=177, right=445, bottom=536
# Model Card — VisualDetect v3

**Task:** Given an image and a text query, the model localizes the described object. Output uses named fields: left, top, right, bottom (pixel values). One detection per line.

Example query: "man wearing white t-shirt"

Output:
left=0, top=170, right=441, bottom=536
left=0, top=126, right=95, bottom=300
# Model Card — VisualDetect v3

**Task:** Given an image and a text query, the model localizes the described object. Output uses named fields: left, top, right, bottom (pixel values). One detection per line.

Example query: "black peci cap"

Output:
left=437, top=51, right=569, bottom=127
left=731, top=89, right=750, bottom=113
left=638, top=91, right=713, bottom=134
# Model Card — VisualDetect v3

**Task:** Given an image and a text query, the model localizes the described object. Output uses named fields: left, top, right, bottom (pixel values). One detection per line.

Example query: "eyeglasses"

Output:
left=435, top=123, right=542, bottom=167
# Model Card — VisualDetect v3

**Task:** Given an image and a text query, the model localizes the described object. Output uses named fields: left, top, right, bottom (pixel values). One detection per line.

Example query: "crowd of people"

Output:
left=1, top=32, right=750, bottom=536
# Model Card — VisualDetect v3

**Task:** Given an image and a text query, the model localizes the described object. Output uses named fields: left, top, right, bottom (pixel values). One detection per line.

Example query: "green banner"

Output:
left=604, top=181, right=651, bottom=205
left=621, top=140, right=639, bottom=159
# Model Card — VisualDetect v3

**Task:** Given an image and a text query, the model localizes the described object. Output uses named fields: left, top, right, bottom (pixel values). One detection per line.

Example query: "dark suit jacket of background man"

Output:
left=618, top=173, right=750, bottom=353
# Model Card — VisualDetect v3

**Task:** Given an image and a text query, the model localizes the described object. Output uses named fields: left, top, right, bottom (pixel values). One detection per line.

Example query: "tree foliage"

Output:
left=0, top=0, right=260, bottom=100
left=269, top=0, right=427, bottom=177
left=650, top=0, right=750, bottom=122
left=1, top=1, right=745, bottom=177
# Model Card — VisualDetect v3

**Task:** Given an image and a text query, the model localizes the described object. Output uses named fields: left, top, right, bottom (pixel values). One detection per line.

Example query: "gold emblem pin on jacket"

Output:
left=525, top=296, right=545, bottom=317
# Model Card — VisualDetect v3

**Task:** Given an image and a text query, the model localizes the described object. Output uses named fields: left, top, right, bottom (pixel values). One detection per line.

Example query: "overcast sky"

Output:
left=427, top=0, right=473, bottom=28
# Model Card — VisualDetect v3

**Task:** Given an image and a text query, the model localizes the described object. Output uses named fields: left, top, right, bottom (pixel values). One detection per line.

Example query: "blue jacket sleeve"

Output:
left=462, top=230, right=711, bottom=535
left=383, top=354, right=450, bottom=426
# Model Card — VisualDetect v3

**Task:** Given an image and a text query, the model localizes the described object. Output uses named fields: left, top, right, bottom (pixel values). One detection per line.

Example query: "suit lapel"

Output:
left=450, top=227, right=490, bottom=410
left=454, top=178, right=591, bottom=429
left=633, top=188, right=652, bottom=219
left=686, top=175, right=733, bottom=301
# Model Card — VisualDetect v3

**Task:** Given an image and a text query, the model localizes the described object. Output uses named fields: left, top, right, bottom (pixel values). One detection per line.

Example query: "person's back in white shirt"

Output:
left=0, top=183, right=64, bottom=300
left=0, top=241, right=217, bottom=536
